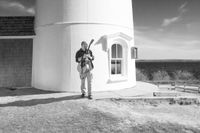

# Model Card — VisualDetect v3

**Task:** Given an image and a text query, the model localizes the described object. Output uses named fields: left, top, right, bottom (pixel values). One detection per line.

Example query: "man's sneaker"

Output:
left=88, top=95, right=93, bottom=100
left=81, top=93, right=85, bottom=98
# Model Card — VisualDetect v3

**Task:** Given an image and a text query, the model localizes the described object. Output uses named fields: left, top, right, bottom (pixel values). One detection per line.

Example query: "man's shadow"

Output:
left=0, top=87, right=58, bottom=97
left=0, top=87, right=83, bottom=107
left=0, top=95, right=83, bottom=107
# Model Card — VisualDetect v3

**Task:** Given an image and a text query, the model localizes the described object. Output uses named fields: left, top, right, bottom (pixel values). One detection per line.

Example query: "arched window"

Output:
left=111, top=44, right=123, bottom=75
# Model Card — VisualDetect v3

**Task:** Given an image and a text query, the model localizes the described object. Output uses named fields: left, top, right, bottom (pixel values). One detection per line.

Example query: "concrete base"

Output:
left=1, top=82, right=200, bottom=105
left=0, top=82, right=158, bottom=104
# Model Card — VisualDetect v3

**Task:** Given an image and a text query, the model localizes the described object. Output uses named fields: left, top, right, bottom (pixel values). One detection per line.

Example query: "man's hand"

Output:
left=78, top=57, right=82, bottom=62
left=85, top=54, right=92, bottom=59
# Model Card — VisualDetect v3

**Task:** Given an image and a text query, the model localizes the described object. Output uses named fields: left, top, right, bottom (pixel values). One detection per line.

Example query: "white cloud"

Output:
left=26, top=7, right=35, bottom=15
left=8, top=2, right=25, bottom=9
left=135, top=26, right=150, bottom=30
left=135, top=32, right=200, bottom=59
left=135, top=29, right=200, bottom=50
left=161, top=2, right=188, bottom=27
left=157, top=28, right=164, bottom=32
left=179, top=2, right=188, bottom=14
left=134, top=26, right=151, bottom=35
left=161, top=16, right=181, bottom=27
left=0, top=1, right=35, bottom=15
left=183, top=40, right=200, bottom=48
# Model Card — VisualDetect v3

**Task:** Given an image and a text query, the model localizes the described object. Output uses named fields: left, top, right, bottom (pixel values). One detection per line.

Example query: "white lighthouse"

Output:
left=32, top=0, right=136, bottom=92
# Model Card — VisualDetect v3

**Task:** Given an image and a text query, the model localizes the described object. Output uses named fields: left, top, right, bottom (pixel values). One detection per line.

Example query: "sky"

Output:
left=0, top=0, right=200, bottom=59
left=133, top=0, right=200, bottom=59
left=0, top=0, right=35, bottom=16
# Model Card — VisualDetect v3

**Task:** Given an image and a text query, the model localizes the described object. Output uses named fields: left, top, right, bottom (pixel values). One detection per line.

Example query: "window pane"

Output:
left=111, top=44, right=116, bottom=58
left=131, top=47, right=138, bottom=59
left=111, top=60, right=116, bottom=74
left=117, top=44, right=122, bottom=58
left=116, top=60, right=121, bottom=74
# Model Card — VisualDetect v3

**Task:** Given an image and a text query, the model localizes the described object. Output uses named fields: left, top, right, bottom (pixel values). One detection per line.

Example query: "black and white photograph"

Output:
left=0, top=0, right=200, bottom=132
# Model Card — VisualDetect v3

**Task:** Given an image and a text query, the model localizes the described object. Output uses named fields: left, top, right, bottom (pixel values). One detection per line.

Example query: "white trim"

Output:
left=105, top=32, right=132, bottom=83
left=109, top=43, right=128, bottom=82
left=106, top=32, right=133, bottom=41
left=0, top=36, right=35, bottom=39
left=107, top=76, right=128, bottom=83
left=36, top=22, right=134, bottom=30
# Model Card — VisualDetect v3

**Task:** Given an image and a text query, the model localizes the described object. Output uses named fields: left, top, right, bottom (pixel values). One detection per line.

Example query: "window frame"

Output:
left=105, top=32, right=133, bottom=83
left=131, top=47, right=138, bottom=59
left=111, top=44, right=123, bottom=75
left=109, top=42, right=128, bottom=82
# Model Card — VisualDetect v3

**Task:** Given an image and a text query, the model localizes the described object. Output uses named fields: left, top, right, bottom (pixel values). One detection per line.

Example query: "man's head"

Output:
left=81, top=41, right=88, bottom=51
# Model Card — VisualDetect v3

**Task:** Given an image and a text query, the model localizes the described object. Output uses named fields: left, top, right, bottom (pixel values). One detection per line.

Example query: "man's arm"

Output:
left=86, top=50, right=94, bottom=61
left=75, top=50, right=82, bottom=63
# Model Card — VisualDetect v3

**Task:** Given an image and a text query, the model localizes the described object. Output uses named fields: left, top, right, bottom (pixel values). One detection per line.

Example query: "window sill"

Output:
left=107, top=76, right=128, bottom=84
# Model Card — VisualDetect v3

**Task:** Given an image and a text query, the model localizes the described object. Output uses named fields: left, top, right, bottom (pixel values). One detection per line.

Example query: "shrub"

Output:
left=152, top=70, right=170, bottom=81
left=193, top=71, right=200, bottom=80
left=174, top=70, right=195, bottom=81
left=136, top=69, right=148, bottom=81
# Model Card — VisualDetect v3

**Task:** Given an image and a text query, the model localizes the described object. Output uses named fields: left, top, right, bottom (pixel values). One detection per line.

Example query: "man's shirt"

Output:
left=75, top=48, right=94, bottom=68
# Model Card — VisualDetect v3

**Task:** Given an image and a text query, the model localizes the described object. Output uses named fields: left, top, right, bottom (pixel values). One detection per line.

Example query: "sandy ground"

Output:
left=0, top=97, right=200, bottom=133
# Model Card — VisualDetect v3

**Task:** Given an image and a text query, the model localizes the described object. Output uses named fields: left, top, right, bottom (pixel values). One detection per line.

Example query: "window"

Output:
left=111, top=44, right=123, bottom=75
left=106, top=32, right=132, bottom=82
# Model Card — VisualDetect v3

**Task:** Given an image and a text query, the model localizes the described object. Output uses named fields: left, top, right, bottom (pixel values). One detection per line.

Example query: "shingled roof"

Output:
left=0, top=16, right=35, bottom=36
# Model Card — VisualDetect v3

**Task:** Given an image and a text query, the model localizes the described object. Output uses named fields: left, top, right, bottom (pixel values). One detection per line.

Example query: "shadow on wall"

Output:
left=95, top=35, right=107, bottom=52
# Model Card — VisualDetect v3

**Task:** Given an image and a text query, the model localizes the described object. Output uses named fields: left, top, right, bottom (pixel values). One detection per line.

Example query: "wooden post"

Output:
left=171, top=82, right=175, bottom=90
left=157, top=82, right=160, bottom=88
left=183, top=82, right=186, bottom=92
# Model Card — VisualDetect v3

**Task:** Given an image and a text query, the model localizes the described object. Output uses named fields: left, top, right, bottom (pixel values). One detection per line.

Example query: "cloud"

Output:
left=135, top=26, right=150, bottom=30
left=134, top=31, right=200, bottom=59
left=183, top=40, right=200, bottom=48
left=0, top=1, right=35, bottom=15
left=161, top=1, right=188, bottom=27
left=26, top=7, right=35, bottom=15
left=178, top=2, right=188, bottom=14
left=134, top=26, right=151, bottom=35
left=186, top=22, right=200, bottom=32
left=135, top=28, right=200, bottom=50
left=161, top=16, right=181, bottom=27
left=7, top=2, right=25, bottom=9
left=185, top=40, right=200, bottom=45
left=135, top=31, right=164, bottom=49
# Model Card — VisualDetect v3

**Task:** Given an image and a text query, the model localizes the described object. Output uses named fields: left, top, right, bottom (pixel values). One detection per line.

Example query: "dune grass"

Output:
left=0, top=98, right=200, bottom=133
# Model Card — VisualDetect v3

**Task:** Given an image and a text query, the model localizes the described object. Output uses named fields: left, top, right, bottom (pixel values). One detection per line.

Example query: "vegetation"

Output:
left=136, top=69, right=149, bottom=81
left=136, top=60, right=200, bottom=84
left=1, top=98, right=200, bottom=133
left=152, top=70, right=170, bottom=81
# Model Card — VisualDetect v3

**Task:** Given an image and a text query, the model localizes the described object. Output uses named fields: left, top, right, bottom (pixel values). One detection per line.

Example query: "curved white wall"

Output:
left=33, top=0, right=135, bottom=92
left=36, top=0, right=133, bottom=28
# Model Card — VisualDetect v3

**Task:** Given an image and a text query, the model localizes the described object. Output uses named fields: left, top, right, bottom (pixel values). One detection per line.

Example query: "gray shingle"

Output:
left=0, top=16, right=35, bottom=36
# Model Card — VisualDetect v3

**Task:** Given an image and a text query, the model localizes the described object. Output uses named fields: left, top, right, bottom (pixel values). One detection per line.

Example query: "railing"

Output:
left=146, top=80, right=200, bottom=93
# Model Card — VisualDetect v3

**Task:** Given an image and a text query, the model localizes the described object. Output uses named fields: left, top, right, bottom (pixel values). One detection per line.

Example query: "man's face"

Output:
left=81, top=42, right=88, bottom=50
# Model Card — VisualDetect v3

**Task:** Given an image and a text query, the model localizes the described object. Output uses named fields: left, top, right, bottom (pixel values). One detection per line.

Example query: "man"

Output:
left=75, top=41, right=94, bottom=99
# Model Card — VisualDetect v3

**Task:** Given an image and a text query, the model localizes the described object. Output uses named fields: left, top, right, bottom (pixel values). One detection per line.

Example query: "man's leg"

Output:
left=87, top=71, right=93, bottom=98
left=81, top=76, right=86, bottom=96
